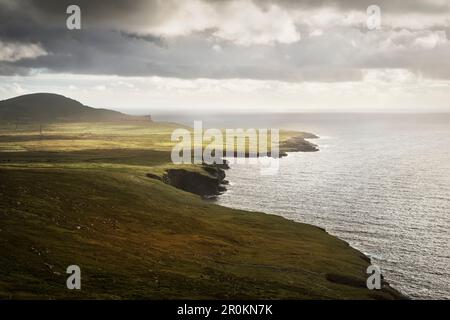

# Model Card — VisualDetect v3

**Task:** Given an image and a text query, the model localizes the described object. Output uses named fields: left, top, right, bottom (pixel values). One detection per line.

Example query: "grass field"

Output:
left=0, top=121, right=402, bottom=299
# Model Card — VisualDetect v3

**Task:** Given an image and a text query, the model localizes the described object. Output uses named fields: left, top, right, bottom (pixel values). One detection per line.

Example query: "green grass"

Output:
left=0, top=122, right=401, bottom=299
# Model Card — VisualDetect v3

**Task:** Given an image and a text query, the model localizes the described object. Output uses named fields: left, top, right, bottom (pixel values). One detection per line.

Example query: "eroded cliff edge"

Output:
left=145, top=134, right=406, bottom=299
left=147, top=163, right=228, bottom=198
left=146, top=134, right=320, bottom=197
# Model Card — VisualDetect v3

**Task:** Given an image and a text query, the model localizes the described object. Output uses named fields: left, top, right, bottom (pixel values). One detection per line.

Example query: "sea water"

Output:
left=156, top=112, right=450, bottom=299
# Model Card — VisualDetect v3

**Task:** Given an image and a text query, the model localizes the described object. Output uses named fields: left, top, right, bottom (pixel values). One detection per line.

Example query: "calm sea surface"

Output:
left=156, top=113, right=450, bottom=299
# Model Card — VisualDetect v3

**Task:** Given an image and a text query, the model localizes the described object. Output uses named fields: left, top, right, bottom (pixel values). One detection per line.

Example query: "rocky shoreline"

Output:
left=280, top=135, right=319, bottom=154
left=146, top=133, right=407, bottom=299
left=147, top=163, right=228, bottom=198
left=146, top=134, right=320, bottom=197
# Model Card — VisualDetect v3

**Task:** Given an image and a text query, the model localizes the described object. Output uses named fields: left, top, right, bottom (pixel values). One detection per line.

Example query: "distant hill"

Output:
left=0, top=93, right=152, bottom=123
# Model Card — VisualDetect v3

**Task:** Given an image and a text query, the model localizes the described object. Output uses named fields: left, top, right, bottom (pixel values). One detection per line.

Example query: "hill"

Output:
left=0, top=93, right=151, bottom=123
left=0, top=165, right=402, bottom=299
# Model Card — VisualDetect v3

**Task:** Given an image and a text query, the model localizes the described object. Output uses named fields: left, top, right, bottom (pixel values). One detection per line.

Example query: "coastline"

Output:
left=0, top=121, right=406, bottom=299
left=147, top=134, right=320, bottom=198
left=147, top=134, right=406, bottom=299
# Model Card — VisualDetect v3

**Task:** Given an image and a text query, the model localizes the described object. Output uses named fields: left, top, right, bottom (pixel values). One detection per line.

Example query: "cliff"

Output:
left=147, top=163, right=228, bottom=198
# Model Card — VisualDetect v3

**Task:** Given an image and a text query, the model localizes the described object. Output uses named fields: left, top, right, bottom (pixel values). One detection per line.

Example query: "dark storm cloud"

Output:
left=0, top=0, right=449, bottom=81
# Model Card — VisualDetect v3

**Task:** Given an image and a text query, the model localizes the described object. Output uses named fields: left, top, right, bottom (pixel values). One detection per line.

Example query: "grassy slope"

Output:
left=0, top=122, right=401, bottom=299
left=0, top=93, right=141, bottom=122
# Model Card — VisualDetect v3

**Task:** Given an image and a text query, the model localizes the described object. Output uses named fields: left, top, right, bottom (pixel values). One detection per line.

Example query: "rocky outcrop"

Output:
left=145, top=173, right=161, bottom=181
left=147, top=163, right=228, bottom=198
left=147, top=134, right=320, bottom=197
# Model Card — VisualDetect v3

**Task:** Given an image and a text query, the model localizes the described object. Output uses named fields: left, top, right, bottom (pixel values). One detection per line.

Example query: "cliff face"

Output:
left=147, top=134, right=320, bottom=197
left=147, top=164, right=228, bottom=198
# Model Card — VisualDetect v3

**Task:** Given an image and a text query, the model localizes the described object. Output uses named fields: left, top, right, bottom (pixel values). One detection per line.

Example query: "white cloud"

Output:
left=363, top=69, right=419, bottom=83
left=413, top=31, right=447, bottom=49
left=94, top=85, right=107, bottom=91
left=212, top=44, right=222, bottom=52
left=309, top=29, right=324, bottom=37
left=2, top=73, right=450, bottom=113
left=0, top=41, right=47, bottom=62
left=142, top=0, right=301, bottom=45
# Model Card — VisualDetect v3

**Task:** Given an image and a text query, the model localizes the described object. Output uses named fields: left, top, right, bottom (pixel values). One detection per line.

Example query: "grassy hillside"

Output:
left=0, top=93, right=151, bottom=123
left=0, top=121, right=402, bottom=299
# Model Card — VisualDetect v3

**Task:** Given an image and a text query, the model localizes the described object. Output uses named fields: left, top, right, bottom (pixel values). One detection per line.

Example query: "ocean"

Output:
left=155, top=112, right=450, bottom=299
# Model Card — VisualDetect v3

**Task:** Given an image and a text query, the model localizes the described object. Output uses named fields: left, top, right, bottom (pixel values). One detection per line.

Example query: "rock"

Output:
left=146, top=173, right=162, bottom=181
left=162, top=165, right=227, bottom=197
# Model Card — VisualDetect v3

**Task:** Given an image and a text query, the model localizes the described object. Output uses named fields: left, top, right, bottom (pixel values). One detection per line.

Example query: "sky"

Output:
left=0, top=0, right=450, bottom=113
